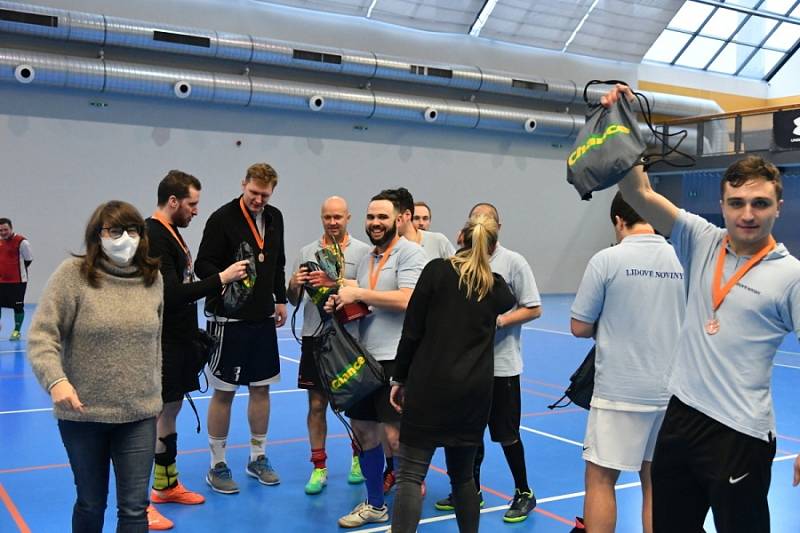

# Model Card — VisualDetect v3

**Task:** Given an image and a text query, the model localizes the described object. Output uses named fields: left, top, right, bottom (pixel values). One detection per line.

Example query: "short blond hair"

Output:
left=245, top=163, right=279, bottom=188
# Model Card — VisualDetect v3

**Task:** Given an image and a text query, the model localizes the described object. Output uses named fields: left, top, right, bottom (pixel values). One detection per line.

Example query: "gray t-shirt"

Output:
left=418, top=230, right=456, bottom=263
left=292, top=236, right=370, bottom=337
left=571, top=234, right=685, bottom=406
left=491, top=245, right=542, bottom=377
left=356, top=237, right=426, bottom=361
left=669, top=210, right=800, bottom=441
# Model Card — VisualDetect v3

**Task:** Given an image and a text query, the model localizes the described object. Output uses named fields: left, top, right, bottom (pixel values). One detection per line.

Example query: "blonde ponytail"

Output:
left=450, top=214, right=499, bottom=301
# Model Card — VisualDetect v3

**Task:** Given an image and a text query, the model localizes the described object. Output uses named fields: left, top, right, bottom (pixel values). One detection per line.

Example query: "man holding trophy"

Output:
left=287, top=196, right=370, bottom=496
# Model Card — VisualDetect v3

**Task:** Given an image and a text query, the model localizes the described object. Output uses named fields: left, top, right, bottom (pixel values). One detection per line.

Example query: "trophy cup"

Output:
left=315, top=235, right=370, bottom=324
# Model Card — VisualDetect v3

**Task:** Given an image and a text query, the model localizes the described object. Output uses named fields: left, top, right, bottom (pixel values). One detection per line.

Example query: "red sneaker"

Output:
left=147, top=505, right=174, bottom=530
left=383, top=470, right=396, bottom=494
left=151, top=481, right=205, bottom=505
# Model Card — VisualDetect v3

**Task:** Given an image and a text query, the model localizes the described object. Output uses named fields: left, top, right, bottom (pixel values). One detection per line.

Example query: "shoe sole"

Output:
left=503, top=507, right=535, bottom=523
left=205, top=474, right=239, bottom=494
left=347, top=476, right=365, bottom=484
left=245, top=468, right=280, bottom=486
left=338, top=515, right=389, bottom=528
left=434, top=501, right=483, bottom=511
left=150, top=494, right=205, bottom=505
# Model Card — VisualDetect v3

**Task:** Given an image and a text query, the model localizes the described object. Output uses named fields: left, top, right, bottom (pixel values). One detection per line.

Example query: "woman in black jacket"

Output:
left=389, top=214, right=515, bottom=532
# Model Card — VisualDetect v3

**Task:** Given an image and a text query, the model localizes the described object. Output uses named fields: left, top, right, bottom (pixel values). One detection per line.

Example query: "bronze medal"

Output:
left=258, top=252, right=265, bottom=263
left=704, top=318, right=720, bottom=335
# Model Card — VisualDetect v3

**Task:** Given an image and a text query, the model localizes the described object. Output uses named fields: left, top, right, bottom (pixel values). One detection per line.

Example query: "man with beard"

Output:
left=145, top=170, right=249, bottom=529
left=326, top=191, right=426, bottom=528
left=287, top=196, right=371, bottom=495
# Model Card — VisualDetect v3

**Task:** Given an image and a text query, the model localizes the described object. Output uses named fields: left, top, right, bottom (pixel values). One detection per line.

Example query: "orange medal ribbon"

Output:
left=239, top=197, right=265, bottom=262
left=711, top=235, right=775, bottom=312
left=152, top=211, right=190, bottom=260
left=368, top=236, right=399, bottom=290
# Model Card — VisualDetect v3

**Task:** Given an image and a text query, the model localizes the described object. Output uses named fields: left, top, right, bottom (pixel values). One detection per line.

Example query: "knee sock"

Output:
left=502, top=440, right=530, bottom=493
left=153, top=433, right=179, bottom=490
left=361, top=444, right=386, bottom=508
left=13, top=311, right=23, bottom=332
left=473, top=443, right=485, bottom=492
left=311, top=448, right=327, bottom=469
left=209, top=435, right=227, bottom=467
left=250, top=433, right=266, bottom=462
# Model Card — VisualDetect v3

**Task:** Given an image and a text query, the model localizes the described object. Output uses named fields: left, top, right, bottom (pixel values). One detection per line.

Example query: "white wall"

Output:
left=1, top=0, right=645, bottom=302
left=768, top=50, right=800, bottom=99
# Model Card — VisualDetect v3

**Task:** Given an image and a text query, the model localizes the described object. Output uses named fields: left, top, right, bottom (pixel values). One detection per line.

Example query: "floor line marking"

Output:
left=520, top=376, right=566, bottom=391
left=522, top=407, right=583, bottom=418
left=279, top=355, right=300, bottom=364
left=778, top=434, right=800, bottom=444
left=775, top=363, right=800, bottom=370
left=519, top=425, right=584, bottom=447
left=522, top=326, right=572, bottom=336
left=521, top=387, right=561, bottom=401
left=0, top=482, right=31, bottom=533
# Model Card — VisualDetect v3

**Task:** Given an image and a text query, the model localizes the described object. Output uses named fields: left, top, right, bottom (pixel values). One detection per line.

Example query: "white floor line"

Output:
left=520, top=425, right=583, bottom=447
left=522, top=326, right=572, bottom=336
left=775, top=363, right=800, bottom=370
left=0, top=349, right=25, bottom=354
left=778, top=349, right=800, bottom=356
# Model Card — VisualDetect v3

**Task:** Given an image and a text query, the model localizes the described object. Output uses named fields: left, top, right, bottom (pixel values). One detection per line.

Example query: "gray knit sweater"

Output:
left=27, top=257, right=164, bottom=423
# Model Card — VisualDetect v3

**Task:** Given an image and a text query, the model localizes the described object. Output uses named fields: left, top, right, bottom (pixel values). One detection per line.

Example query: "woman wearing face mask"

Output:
left=27, top=200, right=163, bottom=533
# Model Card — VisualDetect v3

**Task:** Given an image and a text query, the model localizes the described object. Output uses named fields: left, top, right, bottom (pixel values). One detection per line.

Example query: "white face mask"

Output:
left=101, top=232, right=140, bottom=266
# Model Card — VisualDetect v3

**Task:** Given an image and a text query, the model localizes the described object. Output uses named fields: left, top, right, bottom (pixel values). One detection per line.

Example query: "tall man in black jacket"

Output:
left=195, top=163, right=288, bottom=495
left=146, top=170, right=248, bottom=529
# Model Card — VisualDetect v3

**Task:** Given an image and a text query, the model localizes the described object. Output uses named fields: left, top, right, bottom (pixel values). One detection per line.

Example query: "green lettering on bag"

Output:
left=330, top=355, right=366, bottom=390
left=567, top=124, right=631, bottom=167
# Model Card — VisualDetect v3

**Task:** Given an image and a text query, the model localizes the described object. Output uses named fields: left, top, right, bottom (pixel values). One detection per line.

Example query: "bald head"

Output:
left=321, top=196, right=351, bottom=242
left=469, top=203, right=500, bottom=224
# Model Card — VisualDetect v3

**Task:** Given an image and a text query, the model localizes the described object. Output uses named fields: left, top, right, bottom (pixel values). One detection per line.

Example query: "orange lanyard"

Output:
left=239, top=197, right=265, bottom=255
left=711, top=235, right=775, bottom=311
left=152, top=211, right=190, bottom=260
left=368, top=237, right=399, bottom=290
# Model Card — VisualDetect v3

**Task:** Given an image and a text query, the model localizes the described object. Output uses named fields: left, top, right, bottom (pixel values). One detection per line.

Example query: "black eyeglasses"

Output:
left=101, top=225, right=141, bottom=239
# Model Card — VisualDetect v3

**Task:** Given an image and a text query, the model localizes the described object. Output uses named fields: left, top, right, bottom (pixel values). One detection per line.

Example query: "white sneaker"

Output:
left=337, top=501, right=389, bottom=528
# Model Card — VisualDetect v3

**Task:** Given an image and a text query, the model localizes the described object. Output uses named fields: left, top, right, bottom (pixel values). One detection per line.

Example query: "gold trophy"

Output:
left=315, top=234, right=370, bottom=323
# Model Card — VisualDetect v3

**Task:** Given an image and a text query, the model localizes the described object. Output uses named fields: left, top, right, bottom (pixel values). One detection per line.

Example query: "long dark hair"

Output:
left=76, top=201, right=160, bottom=288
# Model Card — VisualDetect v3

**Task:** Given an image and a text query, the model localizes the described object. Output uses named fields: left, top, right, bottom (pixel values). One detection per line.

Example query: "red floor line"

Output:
left=521, top=387, right=561, bottom=401
left=0, top=482, right=31, bottom=533
left=427, top=464, right=574, bottom=526
left=520, top=376, right=566, bottom=391
left=522, top=407, right=583, bottom=418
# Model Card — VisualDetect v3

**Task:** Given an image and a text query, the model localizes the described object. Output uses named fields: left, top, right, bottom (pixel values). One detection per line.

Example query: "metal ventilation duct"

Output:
left=0, top=47, right=588, bottom=138
left=0, top=0, right=724, bottom=116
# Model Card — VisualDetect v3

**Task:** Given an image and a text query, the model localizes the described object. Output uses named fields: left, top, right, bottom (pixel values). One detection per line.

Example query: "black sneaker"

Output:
left=434, top=491, right=484, bottom=511
left=503, top=489, right=536, bottom=523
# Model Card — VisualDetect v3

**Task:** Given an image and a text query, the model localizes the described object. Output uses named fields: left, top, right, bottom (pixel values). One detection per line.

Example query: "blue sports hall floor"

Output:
left=1, top=294, right=799, bottom=532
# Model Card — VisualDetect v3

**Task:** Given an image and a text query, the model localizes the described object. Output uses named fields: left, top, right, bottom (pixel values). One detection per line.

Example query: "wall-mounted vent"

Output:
left=410, top=65, right=453, bottom=79
left=293, top=49, right=342, bottom=65
left=511, top=79, right=548, bottom=92
left=0, top=8, right=58, bottom=27
left=153, top=31, right=211, bottom=48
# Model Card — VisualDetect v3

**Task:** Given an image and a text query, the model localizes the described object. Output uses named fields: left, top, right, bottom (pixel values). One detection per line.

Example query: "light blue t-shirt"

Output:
left=419, top=230, right=456, bottom=263
left=669, top=210, right=800, bottom=441
left=356, top=237, right=426, bottom=361
left=292, top=236, right=370, bottom=337
left=571, top=234, right=685, bottom=406
left=491, top=245, right=542, bottom=377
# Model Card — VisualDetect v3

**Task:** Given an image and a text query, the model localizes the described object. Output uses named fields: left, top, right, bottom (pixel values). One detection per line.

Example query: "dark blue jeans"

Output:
left=58, top=417, right=156, bottom=533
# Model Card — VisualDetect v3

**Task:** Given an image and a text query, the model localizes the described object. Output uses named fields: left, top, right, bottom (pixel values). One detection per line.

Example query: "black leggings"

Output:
left=391, top=443, right=479, bottom=533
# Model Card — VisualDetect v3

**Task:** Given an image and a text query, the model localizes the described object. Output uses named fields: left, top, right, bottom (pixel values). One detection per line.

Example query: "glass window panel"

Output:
left=701, top=8, right=746, bottom=39
left=733, top=16, right=778, bottom=44
left=708, top=41, right=756, bottom=72
left=668, top=1, right=715, bottom=32
left=674, top=35, right=725, bottom=67
left=760, top=0, right=796, bottom=15
left=791, top=4, right=800, bottom=18
left=724, top=0, right=761, bottom=8
left=644, top=30, right=693, bottom=62
left=764, top=22, right=800, bottom=50
left=738, top=48, right=784, bottom=77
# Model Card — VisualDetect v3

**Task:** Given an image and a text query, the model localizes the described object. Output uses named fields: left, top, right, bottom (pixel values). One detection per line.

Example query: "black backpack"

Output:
left=548, top=345, right=595, bottom=410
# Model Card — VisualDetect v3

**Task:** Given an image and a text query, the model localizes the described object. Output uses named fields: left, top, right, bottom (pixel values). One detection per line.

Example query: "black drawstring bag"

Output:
left=220, top=241, right=257, bottom=314
left=315, top=319, right=386, bottom=413
left=567, top=80, right=695, bottom=200
left=548, top=345, right=596, bottom=410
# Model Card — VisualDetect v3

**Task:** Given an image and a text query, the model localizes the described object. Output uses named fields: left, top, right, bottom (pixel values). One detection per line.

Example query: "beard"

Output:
left=367, top=222, right=397, bottom=247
